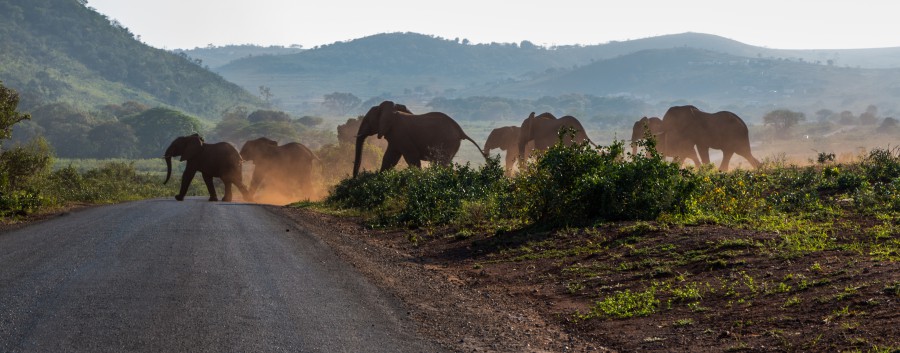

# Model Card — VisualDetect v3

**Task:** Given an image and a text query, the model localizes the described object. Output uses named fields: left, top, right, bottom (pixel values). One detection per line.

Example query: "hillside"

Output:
left=176, top=45, right=305, bottom=69
left=212, top=32, right=900, bottom=115
left=480, top=47, right=900, bottom=115
left=0, top=0, right=263, bottom=120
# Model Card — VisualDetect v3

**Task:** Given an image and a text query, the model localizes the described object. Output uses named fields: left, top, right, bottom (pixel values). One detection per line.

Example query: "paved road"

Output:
left=0, top=198, right=442, bottom=352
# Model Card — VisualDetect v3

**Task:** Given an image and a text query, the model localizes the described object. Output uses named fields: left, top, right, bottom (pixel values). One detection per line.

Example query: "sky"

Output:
left=86, top=0, right=900, bottom=50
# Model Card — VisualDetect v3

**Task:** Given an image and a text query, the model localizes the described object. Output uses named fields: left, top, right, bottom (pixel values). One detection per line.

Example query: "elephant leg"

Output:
left=232, top=177, right=253, bottom=202
left=505, top=153, right=516, bottom=175
left=737, top=148, right=761, bottom=169
left=404, top=156, right=422, bottom=169
left=249, top=166, right=265, bottom=196
left=697, top=146, right=711, bottom=165
left=176, top=169, right=197, bottom=201
left=720, top=151, right=734, bottom=171
left=202, top=174, right=218, bottom=201
left=746, top=154, right=761, bottom=169
left=221, top=179, right=234, bottom=202
left=380, top=146, right=403, bottom=171
left=296, top=167, right=311, bottom=199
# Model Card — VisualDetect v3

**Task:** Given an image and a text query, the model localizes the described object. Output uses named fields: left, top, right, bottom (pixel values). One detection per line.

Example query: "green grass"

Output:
left=580, top=287, right=660, bottom=319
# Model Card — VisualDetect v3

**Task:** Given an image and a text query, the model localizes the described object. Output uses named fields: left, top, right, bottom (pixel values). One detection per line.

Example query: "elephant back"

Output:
left=280, top=142, right=318, bottom=161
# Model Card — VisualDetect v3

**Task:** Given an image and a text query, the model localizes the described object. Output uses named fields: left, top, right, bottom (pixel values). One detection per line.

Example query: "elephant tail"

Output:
left=464, top=136, right=490, bottom=161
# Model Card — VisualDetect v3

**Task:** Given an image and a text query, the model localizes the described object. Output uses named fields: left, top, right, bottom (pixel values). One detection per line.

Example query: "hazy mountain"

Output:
left=213, top=32, right=900, bottom=114
left=479, top=47, right=900, bottom=114
left=0, top=0, right=263, bottom=120
left=176, top=45, right=305, bottom=69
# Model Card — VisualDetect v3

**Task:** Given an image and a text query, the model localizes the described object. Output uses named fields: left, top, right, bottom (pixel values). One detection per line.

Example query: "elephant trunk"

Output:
left=164, top=156, right=172, bottom=184
left=352, top=135, right=366, bottom=178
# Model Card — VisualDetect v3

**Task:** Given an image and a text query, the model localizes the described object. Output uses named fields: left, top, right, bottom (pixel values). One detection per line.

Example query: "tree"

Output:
left=815, top=109, right=835, bottom=122
left=879, top=117, right=898, bottom=133
left=247, top=110, right=291, bottom=124
left=122, top=108, right=204, bottom=158
left=29, top=103, right=98, bottom=157
left=0, top=83, right=52, bottom=203
left=296, top=116, right=323, bottom=127
left=0, top=81, right=31, bottom=146
left=323, top=92, right=361, bottom=116
left=763, top=109, right=805, bottom=139
left=211, top=106, right=250, bottom=143
left=88, top=121, right=138, bottom=158
left=859, top=104, right=878, bottom=125
left=838, top=110, right=857, bottom=125
left=258, top=86, right=273, bottom=105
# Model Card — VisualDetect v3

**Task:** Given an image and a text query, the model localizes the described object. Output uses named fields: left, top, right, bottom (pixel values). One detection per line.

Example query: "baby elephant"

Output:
left=163, top=134, right=252, bottom=202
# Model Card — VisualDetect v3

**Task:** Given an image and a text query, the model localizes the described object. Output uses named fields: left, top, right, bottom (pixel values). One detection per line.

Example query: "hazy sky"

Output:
left=87, top=0, right=900, bottom=50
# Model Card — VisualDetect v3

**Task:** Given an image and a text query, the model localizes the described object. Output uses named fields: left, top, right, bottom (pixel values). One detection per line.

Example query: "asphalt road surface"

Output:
left=0, top=198, right=443, bottom=352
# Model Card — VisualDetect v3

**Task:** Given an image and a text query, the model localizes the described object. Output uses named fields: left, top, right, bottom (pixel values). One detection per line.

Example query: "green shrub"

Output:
left=327, top=157, right=509, bottom=227
left=510, top=136, right=697, bottom=226
left=0, top=138, right=53, bottom=216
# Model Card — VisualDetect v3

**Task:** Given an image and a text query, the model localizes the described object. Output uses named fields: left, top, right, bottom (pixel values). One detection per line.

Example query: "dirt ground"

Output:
left=274, top=207, right=900, bottom=353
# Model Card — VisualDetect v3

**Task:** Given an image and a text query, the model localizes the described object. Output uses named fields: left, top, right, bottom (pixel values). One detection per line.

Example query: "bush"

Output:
left=328, top=157, right=509, bottom=227
left=0, top=138, right=53, bottom=216
left=510, top=135, right=697, bottom=226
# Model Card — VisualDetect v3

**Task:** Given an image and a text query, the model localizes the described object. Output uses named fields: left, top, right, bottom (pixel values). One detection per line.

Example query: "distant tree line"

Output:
left=426, top=94, right=652, bottom=126
left=10, top=101, right=203, bottom=158
left=9, top=101, right=332, bottom=159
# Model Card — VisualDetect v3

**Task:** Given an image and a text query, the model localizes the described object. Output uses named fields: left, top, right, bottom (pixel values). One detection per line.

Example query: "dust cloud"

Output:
left=235, top=162, right=329, bottom=206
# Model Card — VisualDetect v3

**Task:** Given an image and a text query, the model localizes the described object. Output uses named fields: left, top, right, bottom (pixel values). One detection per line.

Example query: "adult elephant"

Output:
left=240, top=137, right=318, bottom=200
left=517, top=112, right=592, bottom=161
left=164, top=134, right=251, bottom=202
left=353, top=101, right=487, bottom=178
left=483, top=126, right=534, bottom=174
left=630, top=116, right=701, bottom=165
left=661, top=105, right=761, bottom=171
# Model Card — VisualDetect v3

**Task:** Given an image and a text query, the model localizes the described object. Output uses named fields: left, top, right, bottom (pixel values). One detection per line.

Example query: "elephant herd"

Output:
left=629, top=105, right=760, bottom=171
left=163, top=101, right=761, bottom=202
left=163, top=134, right=317, bottom=202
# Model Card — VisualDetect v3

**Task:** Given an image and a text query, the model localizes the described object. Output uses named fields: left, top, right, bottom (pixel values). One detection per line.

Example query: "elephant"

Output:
left=517, top=112, right=592, bottom=162
left=483, top=126, right=535, bottom=174
left=353, top=100, right=487, bottom=178
left=239, top=137, right=318, bottom=200
left=164, top=134, right=251, bottom=202
left=630, top=116, right=664, bottom=156
left=660, top=105, right=761, bottom=171
left=630, top=116, right=701, bottom=165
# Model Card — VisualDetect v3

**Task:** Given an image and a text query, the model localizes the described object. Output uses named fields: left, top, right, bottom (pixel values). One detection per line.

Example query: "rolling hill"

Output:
left=0, top=0, right=263, bottom=120
left=212, top=32, right=900, bottom=115
left=477, top=47, right=900, bottom=113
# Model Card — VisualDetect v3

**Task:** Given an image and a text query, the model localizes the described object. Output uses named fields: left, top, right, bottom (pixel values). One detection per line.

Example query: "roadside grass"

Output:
left=2, top=156, right=216, bottom=221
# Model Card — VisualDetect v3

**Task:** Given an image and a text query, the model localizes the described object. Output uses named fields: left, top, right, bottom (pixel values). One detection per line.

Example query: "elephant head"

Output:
left=353, top=101, right=414, bottom=178
left=630, top=116, right=663, bottom=156
left=240, top=137, right=278, bottom=162
left=354, top=102, right=388, bottom=178
left=484, top=126, right=518, bottom=154
left=163, top=133, right=204, bottom=184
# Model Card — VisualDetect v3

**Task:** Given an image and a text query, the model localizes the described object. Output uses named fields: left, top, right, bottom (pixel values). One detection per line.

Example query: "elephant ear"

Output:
left=395, top=104, right=412, bottom=114
left=522, top=112, right=537, bottom=139
left=180, top=135, right=204, bottom=161
left=377, top=100, right=396, bottom=139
